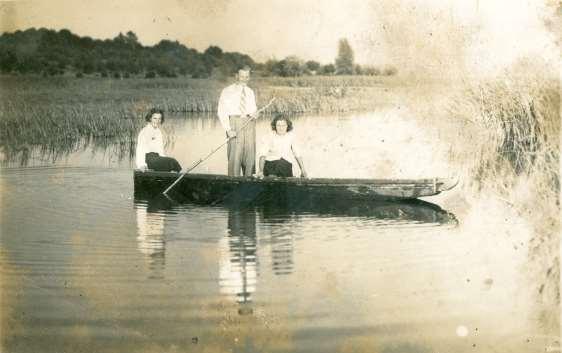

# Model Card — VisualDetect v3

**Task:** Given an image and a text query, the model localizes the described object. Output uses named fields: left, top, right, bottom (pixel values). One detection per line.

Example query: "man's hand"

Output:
left=227, top=130, right=237, bottom=138
left=249, top=113, right=258, bottom=120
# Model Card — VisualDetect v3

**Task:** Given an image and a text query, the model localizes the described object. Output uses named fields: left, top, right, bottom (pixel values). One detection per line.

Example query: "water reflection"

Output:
left=269, top=230, right=294, bottom=276
left=134, top=192, right=457, bottom=319
left=258, top=205, right=296, bottom=276
left=254, top=194, right=457, bottom=227
left=135, top=201, right=166, bottom=280
left=219, top=210, right=258, bottom=315
left=0, top=136, right=136, bottom=168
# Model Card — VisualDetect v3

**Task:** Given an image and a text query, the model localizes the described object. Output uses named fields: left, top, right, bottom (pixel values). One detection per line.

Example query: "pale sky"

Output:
left=1, top=0, right=558, bottom=73
left=1, top=0, right=385, bottom=64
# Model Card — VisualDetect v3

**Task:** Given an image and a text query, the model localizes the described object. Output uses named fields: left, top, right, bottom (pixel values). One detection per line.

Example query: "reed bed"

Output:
left=443, top=72, right=560, bottom=314
left=253, top=75, right=393, bottom=87
left=0, top=75, right=398, bottom=163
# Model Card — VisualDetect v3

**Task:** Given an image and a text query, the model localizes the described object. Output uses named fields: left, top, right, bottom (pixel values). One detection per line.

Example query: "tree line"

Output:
left=261, top=39, right=397, bottom=77
left=0, top=28, right=397, bottom=78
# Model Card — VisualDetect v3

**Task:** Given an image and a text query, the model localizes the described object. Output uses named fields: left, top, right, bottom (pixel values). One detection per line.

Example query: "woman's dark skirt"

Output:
left=264, top=158, right=293, bottom=177
left=145, top=152, right=182, bottom=172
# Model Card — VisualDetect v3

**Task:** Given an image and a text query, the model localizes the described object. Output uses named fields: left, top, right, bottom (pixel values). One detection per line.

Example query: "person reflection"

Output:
left=135, top=203, right=166, bottom=280
left=270, top=230, right=294, bottom=276
left=259, top=205, right=295, bottom=276
left=219, top=209, right=258, bottom=314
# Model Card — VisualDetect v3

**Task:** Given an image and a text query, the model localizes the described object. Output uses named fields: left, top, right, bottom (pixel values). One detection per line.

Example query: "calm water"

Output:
left=0, top=113, right=556, bottom=352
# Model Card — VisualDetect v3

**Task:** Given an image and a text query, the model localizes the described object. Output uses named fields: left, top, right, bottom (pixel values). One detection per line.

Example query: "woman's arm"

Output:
left=257, top=156, right=266, bottom=177
left=157, top=129, right=165, bottom=157
left=291, top=136, right=307, bottom=178
left=257, top=135, right=270, bottom=177
left=295, top=156, right=307, bottom=178
left=135, top=128, right=147, bottom=169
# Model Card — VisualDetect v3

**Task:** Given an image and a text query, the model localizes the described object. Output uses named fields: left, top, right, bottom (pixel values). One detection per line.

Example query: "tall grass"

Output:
left=0, top=75, right=400, bottom=164
left=445, top=71, right=560, bottom=316
left=448, top=77, right=559, bottom=193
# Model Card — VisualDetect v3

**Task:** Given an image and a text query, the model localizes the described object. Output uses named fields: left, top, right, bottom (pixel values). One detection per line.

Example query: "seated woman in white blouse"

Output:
left=135, top=109, right=182, bottom=172
left=257, top=115, right=307, bottom=178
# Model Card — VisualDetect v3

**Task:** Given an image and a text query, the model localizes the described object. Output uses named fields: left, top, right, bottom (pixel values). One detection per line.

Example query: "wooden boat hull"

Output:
left=133, top=171, right=458, bottom=204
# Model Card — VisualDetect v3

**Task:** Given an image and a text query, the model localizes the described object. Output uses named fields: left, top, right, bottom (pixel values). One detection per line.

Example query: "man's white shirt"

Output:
left=217, top=83, right=257, bottom=131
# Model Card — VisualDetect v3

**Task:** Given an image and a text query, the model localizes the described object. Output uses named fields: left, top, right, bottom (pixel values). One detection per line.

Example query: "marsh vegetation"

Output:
left=0, top=75, right=398, bottom=160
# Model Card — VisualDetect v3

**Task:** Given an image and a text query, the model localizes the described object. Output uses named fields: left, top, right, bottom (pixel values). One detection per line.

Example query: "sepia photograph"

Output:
left=0, top=0, right=560, bottom=352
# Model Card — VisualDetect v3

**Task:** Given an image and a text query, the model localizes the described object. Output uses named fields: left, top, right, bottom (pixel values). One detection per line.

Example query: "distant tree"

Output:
left=263, top=58, right=279, bottom=76
left=335, top=38, right=354, bottom=75
left=78, top=36, right=95, bottom=49
left=45, top=63, right=60, bottom=76
left=106, top=60, right=117, bottom=72
left=178, top=66, right=188, bottom=76
left=202, top=46, right=222, bottom=74
left=125, top=31, right=139, bottom=46
left=319, top=63, right=335, bottom=75
left=279, top=56, right=303, bottom=77
left=0, top=50, right=17, bottom=72
left=305, top=60, right=321, bottom=73
left=191, top=61, right=209, bottom=78
left=362, top=66, right=380, bottom=76
left=153, top=39, right=184, bottom=54
left=113, top=32, right=140, bottom=51
left=0, top=27, right=260, bottom=79
left=204, top=45, right=223, bottom=59
left=253, top=62, right=265, bottom=71
left=76, top=57, right=95, bottom=74
left=382, top=65, right=398, bottom=76
left=222, top=52, right=254, bottom=75
left=124, top=60, right=140, bottom=75
left=16, top=56, right=41, bottom=74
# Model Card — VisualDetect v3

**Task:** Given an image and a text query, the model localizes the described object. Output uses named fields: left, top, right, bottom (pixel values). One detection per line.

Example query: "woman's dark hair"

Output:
left=145, top=108, right=165, bottom=123
left=271, top=114, right=293, bottom=132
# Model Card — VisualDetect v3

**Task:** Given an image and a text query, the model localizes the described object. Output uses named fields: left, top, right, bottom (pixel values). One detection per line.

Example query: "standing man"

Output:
left=217, top=65, right=258, bottom=176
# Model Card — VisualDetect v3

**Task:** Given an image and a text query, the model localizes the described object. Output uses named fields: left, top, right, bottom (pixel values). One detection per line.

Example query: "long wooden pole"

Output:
left=162, top=97, right=276, bottom=196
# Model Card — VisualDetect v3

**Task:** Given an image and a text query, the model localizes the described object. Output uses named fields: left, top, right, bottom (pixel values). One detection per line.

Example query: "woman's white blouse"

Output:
left=259, top=131, right=301, bottom=163
left=135, top=124, right=165, bottom=168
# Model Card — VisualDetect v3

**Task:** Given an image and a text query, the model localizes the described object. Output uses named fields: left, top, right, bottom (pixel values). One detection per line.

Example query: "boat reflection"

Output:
left=134, top=202, right=166, bottom=280
left=134, top=194, right=457, bottom=314
left=253, top=195, right=458, bottom=227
